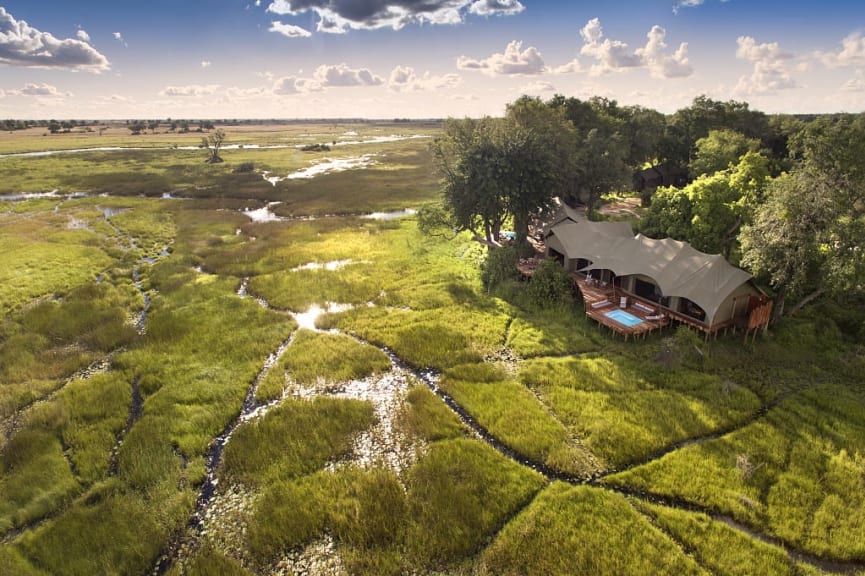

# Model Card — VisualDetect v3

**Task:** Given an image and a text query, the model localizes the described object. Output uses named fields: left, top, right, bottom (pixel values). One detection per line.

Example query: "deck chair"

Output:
left=619, top=296, right=627, bottom=308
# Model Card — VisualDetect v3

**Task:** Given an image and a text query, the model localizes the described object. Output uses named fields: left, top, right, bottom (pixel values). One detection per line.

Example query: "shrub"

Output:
left=480, top=246, right=519, bottom=291
left=233, top=162, right=255, bottom=174
left=523, top=259, right=574, bottom=310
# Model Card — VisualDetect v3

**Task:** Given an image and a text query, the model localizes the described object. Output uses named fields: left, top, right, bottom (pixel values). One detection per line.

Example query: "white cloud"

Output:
left=672, top=0, right=729, bottom=14
left=313, top=63, right=384, bottom=86
left=269, top=20, right=312, bottom=38
left=819, top=32, right=865, bottom=68
left=842, top=70, right=865, bottom=93
left=388, top=66, right=461, bottom=92
left=226, top=86, right=269, bottom=99
left=272, top=76, right=323, bottom=95
left=5, top=83, right=71, bottom=97
left=76, top=29, right=91, bottom=43
left=469, top=0, right=525, bottom=17
left=158, top=84, right=220, bottom=97
left=201, top=60, right=212, bottom=68
left=580, top=18, right=692, bottom=78
left=551, top=59, right=581, bottom=74
left=734, top=36, right=797, bottom=95
left=636, top=25, right=692, bottom=78
left=457, top=40, right=546, bottom=75
left=518, top=80, right=556, bottom=94
left=266, top=0, right=522, bottom=34
left=0, top=7, right=109, bottom=71
left=113, top=31, right=127, bottom=47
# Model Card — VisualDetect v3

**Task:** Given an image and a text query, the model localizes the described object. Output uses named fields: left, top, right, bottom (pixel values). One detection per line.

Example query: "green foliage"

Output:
left=478, top=483, right=703, bottom=576
left=480, top=246, right=519, bottom=291
left=689, top=128, right=761, bottom=178
left=220, top=397, right=375, bottom=487
left=523, top=259, right=576, bottom=309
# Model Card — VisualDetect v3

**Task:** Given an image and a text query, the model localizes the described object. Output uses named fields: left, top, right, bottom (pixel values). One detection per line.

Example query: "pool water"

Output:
left=604, top=308, right=644, bottom=327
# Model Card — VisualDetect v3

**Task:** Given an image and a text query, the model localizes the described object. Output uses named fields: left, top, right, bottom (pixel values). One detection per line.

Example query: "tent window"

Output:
left=634, top=278, right=661, bottom=303
left=678, top=299, right=706, bottom=322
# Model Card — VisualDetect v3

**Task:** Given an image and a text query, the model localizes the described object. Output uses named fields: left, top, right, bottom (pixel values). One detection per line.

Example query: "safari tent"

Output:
left=544, top=216, right=770, bottom=334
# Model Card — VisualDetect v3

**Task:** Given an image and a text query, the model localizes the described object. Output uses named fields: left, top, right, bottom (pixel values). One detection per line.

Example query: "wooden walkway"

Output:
left=574, top=275, right=670, bottom=341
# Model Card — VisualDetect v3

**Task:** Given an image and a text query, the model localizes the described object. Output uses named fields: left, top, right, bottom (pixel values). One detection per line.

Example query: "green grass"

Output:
left=0, top=430, right=79, bottom=533
left=478, top=482, right=704, bottom=576
left=396, top=385, right=468, bottom=442
left=633, top=501, right=799, bottom=576
left=441, top=363, right=598, bottom=477
left=605, top=383, right=865, bottom=560
left=220, top=396, right=375, bottom=487
left=506, top=310, right=598, bottom=358
left=520, top=354, right=762, bottom=469
left=256, top=329, right=391, bottom=402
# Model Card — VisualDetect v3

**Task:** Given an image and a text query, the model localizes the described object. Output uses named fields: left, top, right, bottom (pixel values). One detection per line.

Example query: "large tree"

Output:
left=740, top=113, right=865, bottom=321
left=430, top=98, right=575, bottom=251
left=547, top=95, right=630, bottom=211
left=642, top=151, right=770, bottom=259
left=689, top=129, right=761, bottom=178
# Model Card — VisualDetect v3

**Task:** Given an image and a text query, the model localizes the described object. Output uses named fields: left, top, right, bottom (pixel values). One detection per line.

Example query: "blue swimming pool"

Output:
left=604, top=308, right=644, bottom=327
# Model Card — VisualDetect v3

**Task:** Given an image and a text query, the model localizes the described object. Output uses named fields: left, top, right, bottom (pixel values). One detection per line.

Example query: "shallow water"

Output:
left=242, top=202, right=284, bottom=222
left=290, top=259, right=354, bottom=272
left=362, top=208, right=417, bottom=220
left=263, top=155, right=377, bottom=185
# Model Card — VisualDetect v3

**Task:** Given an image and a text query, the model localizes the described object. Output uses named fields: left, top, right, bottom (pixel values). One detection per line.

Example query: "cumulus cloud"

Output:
left=272, top=76, right=323, bottom=94
left=266, top=0, right=521, bottom=34
left=672, top=0, right=729, bottom=14
left=842, top=70, right=865, bottom=93
left=734, top=36, right=797, bottom=95
left=158, top=84, right=220, bottom=97
left=113, top=31, right=127, bottom=47
left=518, top=80, right=555, bottom=94
left=469, top=0, right=524, bottom=16
left=819, top=32, right=865, bottom=68
left=5, top=82, right=71, bottom=97
left=269, top=20, right=312, bottom=38
left=0, top=7, right=109, bottom=72
left=457, top=40, right=545, bottom=75
left=201, top=60, right=212, bottom=68
left=580, top=18, right=692, bottom=78
left=313, top=63, right=384, bottom=86
left=76, top=29, right=91, bottom=43
left=388, top=66, right=461, bottom=91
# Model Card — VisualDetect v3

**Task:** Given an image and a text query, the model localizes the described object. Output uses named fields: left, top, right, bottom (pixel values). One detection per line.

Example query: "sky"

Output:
left=0, top=0, right=863, bottom=119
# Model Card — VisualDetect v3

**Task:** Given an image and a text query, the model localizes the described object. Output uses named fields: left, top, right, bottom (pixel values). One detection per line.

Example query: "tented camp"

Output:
left=543, top=213, right=772, bottom=337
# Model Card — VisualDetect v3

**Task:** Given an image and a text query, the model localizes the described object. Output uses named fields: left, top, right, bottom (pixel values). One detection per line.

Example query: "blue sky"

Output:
left=0, top=1, right=863, bottom=119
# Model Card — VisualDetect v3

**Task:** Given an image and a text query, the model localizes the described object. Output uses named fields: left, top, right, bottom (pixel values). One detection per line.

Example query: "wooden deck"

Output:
left=574, top=275, right=670, bottom=341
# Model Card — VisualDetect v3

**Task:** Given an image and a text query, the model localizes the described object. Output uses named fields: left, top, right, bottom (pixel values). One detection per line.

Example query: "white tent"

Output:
left=545, top=220, right=759, bottom=327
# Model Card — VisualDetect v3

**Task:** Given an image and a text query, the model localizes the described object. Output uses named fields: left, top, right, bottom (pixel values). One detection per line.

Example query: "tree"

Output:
left=547, top=95, right=630, bottom=212
left=642, top=151, right=770, bottom=258
left=430, top=116, right=507, bottom=245
left=128, top=120, right=146, bottom=135
left=689, top=129, right=761, bottom=178
left=202, top=128, right=226, bottom=163
left=430, top=98, right=575, bottom=252
left=741, top=113, right=865, bottom=321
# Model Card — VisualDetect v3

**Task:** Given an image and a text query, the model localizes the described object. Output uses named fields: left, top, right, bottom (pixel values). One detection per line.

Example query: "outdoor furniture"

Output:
left=619, top=296, right=628, bottom=308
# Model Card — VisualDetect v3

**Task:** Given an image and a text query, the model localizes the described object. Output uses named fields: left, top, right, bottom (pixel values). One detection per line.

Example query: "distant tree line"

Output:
left=428, top=94, right=865, bottom=326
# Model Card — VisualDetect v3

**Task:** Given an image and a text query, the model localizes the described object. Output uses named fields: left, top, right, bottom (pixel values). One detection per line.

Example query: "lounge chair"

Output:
left=619, top=296, right=627, bottom=308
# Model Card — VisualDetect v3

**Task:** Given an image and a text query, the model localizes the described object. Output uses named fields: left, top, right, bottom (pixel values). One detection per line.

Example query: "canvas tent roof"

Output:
left=545, top=220, right=753, bottom=325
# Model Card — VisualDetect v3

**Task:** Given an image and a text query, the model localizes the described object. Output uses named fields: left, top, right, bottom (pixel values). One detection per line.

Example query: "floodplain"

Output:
left=1, top=123, right=864, bottom=576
